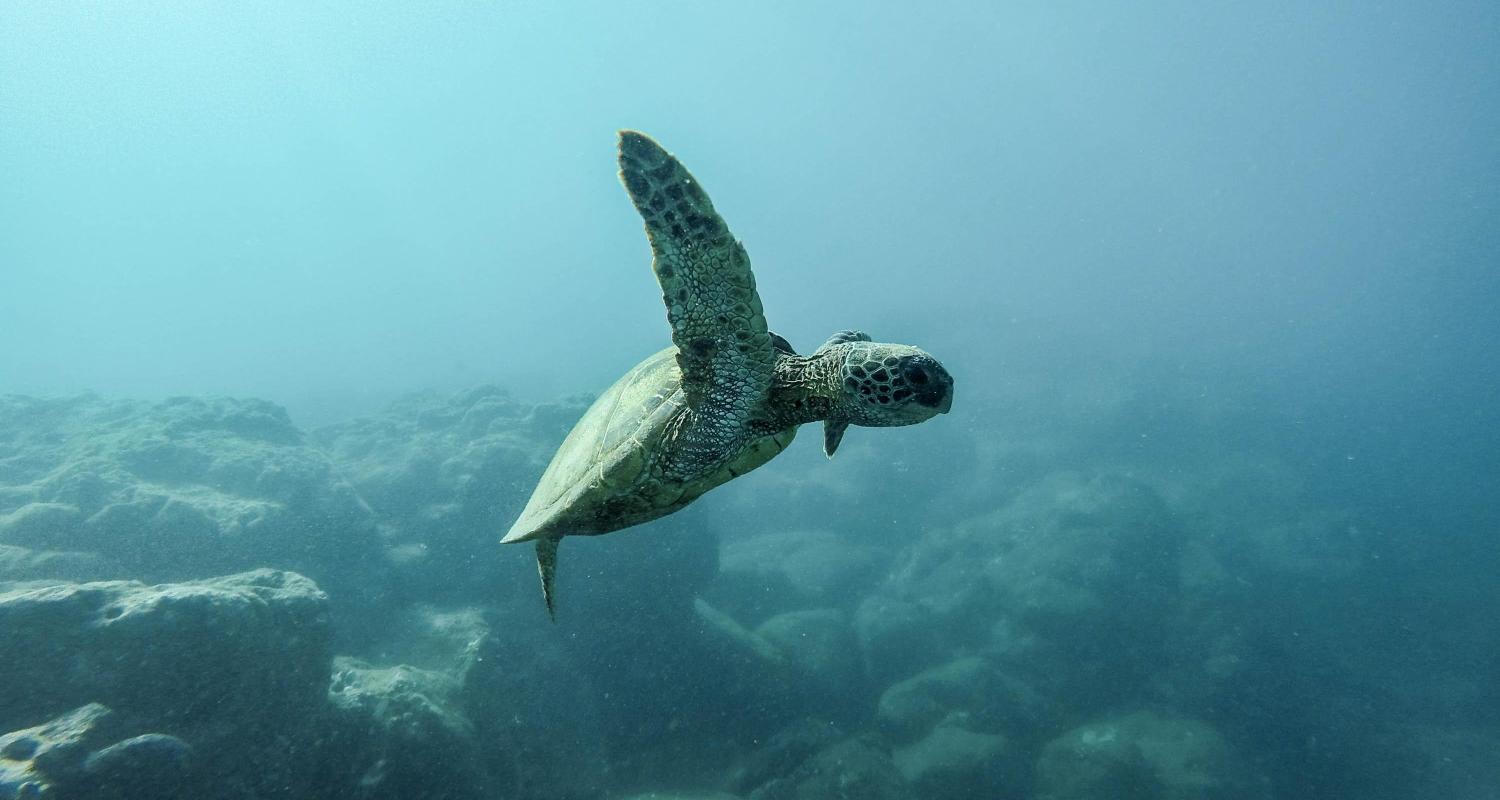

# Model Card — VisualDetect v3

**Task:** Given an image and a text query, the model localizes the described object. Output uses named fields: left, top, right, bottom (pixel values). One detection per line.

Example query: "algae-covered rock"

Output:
left=0, top=395, right=384, bottom=607
left=876, top=656, right=1047, bottom=744
left=0, top=569, right=330, bottom=726
left=1035, top=711, right=1259, bottom=800
left=0, top=503, right=84, bottom=551
left=78, top=733, right=194, bottom=800
left=891, top=472, right=1181, bottom=710
left=892, top=718, right=1020, bottom=800
left=0, top=544, right=119, bottom=583
left=711, top=530, right=890, bottom=622
left=853, top=594, right=944, bottom=686
left=746, top=735, right=914, bottom=800
left=311, top=387, right=585, bottom=605
left=0, top=704, right=193, bottom=800
left=727, top=718, right=843, bottom=796
left=618, top=786, right=741, bottom=792
left=324, top=658, right=490, bottom=800
left=754, top=609, right=861, bottom=692
left=694, top=598, right=790, bottom=673
left=362, top=604, right=493, bottom=674
left=0, top=703, right=117, bottom=799
left=460, top=611, right=611, bottom=800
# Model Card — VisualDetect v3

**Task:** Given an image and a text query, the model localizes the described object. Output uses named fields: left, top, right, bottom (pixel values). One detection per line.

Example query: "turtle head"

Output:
left=833, top=341, right=954, bottom=427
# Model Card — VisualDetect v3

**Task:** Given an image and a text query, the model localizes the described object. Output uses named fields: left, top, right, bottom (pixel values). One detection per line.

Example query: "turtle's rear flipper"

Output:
left=535, top=537, right=560, bottom=621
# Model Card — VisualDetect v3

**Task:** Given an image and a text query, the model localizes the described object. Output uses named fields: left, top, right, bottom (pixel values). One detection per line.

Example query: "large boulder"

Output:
left=322, top=659, right=491, bottom=800
left=0, top=395, right=385, bottom=612
left=621, top=794, right=742, bottom=800
left=0, top=544, right=119, bottom=583
left=709, top=530, right=890, bottom=623
left=726, top=718, right=844, bottom=796
left=455, top=605, right=612, bottom=800
left=888, top=472, right=1182, bottom=710
left=747, top=735, right=914, bottom=800
left=310, top=387, right=585, bottom=606
left=1035, top=711, right=1261, bottom=800
left=754, top=609, right=864, bottom=704
left=892, top=717, right=1022, bottom=800
left=876, top=656, right=1047, bottom=745
left=0, top=704, right=192, bottom=800
left=852, top=594, right=945, bottom=687
left=0, top=569, right=331, bottom=728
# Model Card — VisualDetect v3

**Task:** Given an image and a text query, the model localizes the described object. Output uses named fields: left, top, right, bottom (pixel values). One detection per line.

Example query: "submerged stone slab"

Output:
left=325, top=658, right=487, bottom=800
left=0, top=704, right=192, bottom=800
left=1035, top=711, right=1260, bottom=800
left=0, top=395, right=384, bottom=605
left=892, top=718, right=1020, bottom=800
left=747, top=735, right=914, bottom=800
left=0, top=569, right=331, bottom=726
left=876, top=656, right=1047, bottom=744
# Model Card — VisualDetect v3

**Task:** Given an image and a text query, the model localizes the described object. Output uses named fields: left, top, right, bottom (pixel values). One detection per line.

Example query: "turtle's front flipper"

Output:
left=617, top=131, right=775, bottom=432
left=535, top=537, right=560, bottom=621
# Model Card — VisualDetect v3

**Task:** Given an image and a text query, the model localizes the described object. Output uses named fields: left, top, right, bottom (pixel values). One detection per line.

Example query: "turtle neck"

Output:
left=752, top=347, right=849, bottom=433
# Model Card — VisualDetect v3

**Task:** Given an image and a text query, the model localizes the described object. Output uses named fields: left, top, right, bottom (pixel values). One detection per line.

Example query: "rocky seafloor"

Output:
left=1, top=388, right=1496, bottom=799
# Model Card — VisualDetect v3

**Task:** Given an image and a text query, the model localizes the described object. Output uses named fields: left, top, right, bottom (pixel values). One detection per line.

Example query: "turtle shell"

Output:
left=503, top=346, right=796, bottom=543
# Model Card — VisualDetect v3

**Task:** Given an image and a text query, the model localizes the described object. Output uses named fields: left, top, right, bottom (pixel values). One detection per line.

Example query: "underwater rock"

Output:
left=746, top=735, right=915, bottom=800
left=892, top=471, right=1182, bottom=712
left=362, top=604, right=492, bottom=674
left=311, top=387, right=586, bottom=606
left=618, top=792, right=741, bottom=798
left=77, top=733, right=193, bottom=799
left=0, top=704, right=191, bottom=800
left=322, top=602, right=614, bottom=799
left=323, top=658, right=490, bottom=800
left=754, top=609, right=862, bottom=694
left=892, top=717, right=1021, bottom=800
left=1034, top=711, right=1259, bottom=800
left=460, top=617, right=612, bottom=800
left=0, top=703, right=116, bottom=799
left=1034, top=721, right=1158, bottom=800
left=693, top=599, right=790, bottom=676
left=0, top=503, right=84, bottom=551
left=710, top=530, right=889, bottom=623
left=852, top=594, right=945, bottom=687
left=620, top=794, right=742, bottom=800
left=0, top=395, right=384, bottom=612
left=875, top=656, right=1047, bottom=745
left=726, top=718, right=844, bottom=796
left=539, top=519, right=746, bottom=787
left=0, top=569, right=331, bottom=727
left=0, top=544, right=119, bottom=583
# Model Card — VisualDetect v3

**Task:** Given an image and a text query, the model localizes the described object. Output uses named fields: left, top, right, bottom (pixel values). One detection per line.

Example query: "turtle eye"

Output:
left=903, top=362, right=930, bottom=386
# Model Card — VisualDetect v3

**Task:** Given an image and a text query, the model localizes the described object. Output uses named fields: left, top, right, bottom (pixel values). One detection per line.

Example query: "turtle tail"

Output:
left=535, top=537, right=560, bottom=621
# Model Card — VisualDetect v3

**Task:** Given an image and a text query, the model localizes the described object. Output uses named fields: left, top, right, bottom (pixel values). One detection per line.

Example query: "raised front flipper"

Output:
left=618, top=131, right=775, bottom=432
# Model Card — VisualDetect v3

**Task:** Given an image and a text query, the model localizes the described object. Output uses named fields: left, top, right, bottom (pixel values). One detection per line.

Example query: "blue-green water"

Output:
left=2, top=3, right=1497, bottom=799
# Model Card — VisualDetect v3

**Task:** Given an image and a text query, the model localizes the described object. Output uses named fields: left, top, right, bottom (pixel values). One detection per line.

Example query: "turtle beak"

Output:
left=915, top=365, right=954, bottom=415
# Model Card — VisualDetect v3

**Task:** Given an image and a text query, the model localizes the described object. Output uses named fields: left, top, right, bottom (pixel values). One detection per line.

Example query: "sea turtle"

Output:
left=503, top=131, right=954, bottom=617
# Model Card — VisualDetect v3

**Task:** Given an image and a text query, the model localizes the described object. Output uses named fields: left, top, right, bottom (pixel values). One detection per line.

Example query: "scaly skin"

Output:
left=618, top=130, right=774, bottom=482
